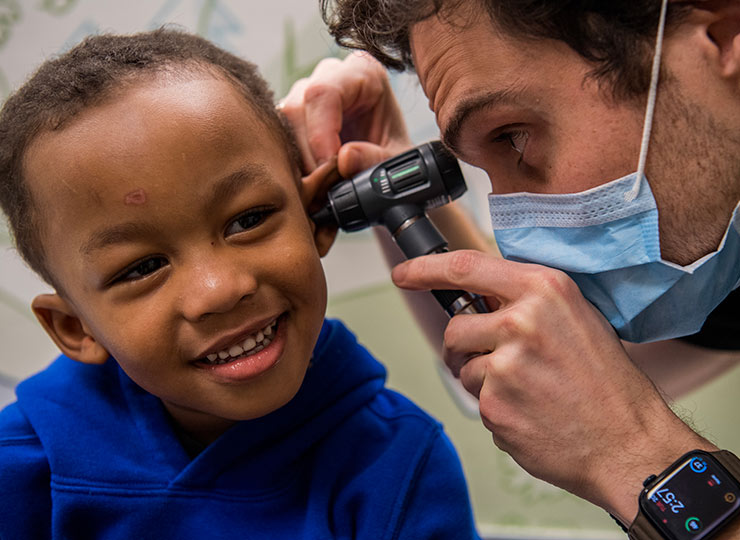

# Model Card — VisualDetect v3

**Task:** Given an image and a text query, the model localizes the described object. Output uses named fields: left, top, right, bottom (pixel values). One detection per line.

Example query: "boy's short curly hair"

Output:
left=0, top=28, right=299, bottom=287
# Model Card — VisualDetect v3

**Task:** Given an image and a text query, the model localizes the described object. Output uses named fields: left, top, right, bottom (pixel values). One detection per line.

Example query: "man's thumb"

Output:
left=337, top=141, right=396, bottom=178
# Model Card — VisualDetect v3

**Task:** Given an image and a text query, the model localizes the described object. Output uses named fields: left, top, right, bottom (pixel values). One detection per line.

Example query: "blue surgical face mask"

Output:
left=486, top=0, right=740, bottom=343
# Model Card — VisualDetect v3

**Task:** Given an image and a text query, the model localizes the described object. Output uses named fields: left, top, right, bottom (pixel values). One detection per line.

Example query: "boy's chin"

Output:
left=229, top=365, right=310, bottom=421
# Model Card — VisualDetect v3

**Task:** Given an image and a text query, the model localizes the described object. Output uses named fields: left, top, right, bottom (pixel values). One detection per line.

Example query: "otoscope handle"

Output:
left=386, top=207, right=489, bottom=317
left=431, top=289, right=489, bottom=317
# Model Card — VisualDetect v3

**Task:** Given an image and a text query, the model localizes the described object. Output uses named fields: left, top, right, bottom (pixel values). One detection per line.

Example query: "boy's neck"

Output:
left=163, top=401, right=237, bottom=447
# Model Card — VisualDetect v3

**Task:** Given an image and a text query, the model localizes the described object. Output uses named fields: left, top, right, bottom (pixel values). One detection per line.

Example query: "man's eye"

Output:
left=113, top=256, right=168, bottom=284
left=225, top=207, right=275, bottom=236
left=492, top=129, right=529, bottom=155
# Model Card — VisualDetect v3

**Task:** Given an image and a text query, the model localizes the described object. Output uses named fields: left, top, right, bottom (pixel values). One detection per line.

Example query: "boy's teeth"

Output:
left=202, top=319, right=278, bottom=365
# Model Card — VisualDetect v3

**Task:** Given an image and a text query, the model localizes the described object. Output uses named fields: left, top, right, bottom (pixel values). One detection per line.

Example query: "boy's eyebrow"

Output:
left=80, top=164, right=272, bottom=256
left=206, top=164, right=272, bottom=214
left=80, top=222, right=160, bottom=256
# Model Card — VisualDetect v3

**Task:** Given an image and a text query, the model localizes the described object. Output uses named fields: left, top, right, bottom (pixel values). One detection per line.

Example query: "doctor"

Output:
left=282, top=1, right=740, bottom=537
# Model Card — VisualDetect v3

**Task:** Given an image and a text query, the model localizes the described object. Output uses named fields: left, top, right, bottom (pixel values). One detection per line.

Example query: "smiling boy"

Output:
left=0, top=29, right=478, bottom=539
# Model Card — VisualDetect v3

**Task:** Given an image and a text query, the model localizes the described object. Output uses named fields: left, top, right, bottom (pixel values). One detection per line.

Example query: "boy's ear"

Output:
left=301, top=157, right=341, bottom=257
left=31, top=294, right=109, bottom=365
left=310, top=219, right=339, bottom=258
left=698, top=0, right=740, bottom=80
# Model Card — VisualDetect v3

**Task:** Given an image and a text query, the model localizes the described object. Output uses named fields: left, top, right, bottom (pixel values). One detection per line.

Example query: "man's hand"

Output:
left=391, top=250, right=716, bottom=524
left=279, top=52, right=412, bottom=181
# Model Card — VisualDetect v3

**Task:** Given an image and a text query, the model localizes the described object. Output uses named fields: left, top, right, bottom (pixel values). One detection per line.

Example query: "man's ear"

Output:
left=699, top=0, right=740, bottom=79
left=31, top=294, right=109, bottom=365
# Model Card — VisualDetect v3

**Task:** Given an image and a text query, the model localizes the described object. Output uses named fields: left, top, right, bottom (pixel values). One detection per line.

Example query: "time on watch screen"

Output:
left=642, top=453, right=740, bottom=539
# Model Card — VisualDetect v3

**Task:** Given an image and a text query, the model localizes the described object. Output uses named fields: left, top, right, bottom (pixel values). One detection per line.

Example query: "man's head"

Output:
left=0, top=29, right=333, bottom=443
left=322, top=0, right=692, bottom=99
left=321, top=0, right=740, bottom=266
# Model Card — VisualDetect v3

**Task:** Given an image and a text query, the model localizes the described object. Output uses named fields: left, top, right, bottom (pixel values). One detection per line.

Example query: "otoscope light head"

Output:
left=428, top=140, right=466, bottom=201
left=309, top=141, right=488, bottom=318
left=311, top=141, right=466, bottom=232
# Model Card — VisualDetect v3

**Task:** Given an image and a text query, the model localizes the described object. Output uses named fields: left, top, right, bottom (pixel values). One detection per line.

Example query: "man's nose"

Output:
left=180, top=254, right=258, bottom=322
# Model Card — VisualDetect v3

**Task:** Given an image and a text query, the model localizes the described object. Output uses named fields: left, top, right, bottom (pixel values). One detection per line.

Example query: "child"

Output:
left=0, top=29, right=479, bottom=539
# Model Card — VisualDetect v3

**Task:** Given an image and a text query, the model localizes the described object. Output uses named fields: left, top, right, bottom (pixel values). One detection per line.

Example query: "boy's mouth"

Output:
left=198, top=318, right=279, bottom=366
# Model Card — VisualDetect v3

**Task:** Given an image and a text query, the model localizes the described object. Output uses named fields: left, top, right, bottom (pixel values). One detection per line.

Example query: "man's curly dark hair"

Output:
left=320, top=0, right=694, bottom=100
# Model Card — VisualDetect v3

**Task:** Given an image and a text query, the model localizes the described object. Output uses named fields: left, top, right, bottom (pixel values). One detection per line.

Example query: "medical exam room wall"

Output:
left=2, top=2, right=739, bottom=539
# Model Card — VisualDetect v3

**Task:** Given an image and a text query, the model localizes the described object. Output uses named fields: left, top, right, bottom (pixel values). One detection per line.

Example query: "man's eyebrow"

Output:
left=442, top=89, right=521, bottom=154
left=80, top=164, right=272, bottom=256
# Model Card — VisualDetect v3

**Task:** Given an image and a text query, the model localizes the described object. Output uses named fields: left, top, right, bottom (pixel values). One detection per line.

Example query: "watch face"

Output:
left=641, top=452, right=740, bottom=539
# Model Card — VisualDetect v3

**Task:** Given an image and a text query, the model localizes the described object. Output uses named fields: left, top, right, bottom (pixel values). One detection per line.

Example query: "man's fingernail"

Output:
left=391, top=262, right=408, bottom=282
left=316, top=157, right=329, bottom=168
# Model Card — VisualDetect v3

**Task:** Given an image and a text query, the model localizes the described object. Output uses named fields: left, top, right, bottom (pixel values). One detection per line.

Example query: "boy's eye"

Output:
left=112, top=256, right=168, bottom=284
left=225, top=206, right=275, bottom=237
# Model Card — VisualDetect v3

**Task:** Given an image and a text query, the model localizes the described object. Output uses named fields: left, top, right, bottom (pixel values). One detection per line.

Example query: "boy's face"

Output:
left=24, top=75, right=328, bottom=442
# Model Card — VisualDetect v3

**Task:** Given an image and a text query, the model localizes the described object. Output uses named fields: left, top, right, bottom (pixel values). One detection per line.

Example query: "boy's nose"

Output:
left=180, top=256, right=258, bottom=322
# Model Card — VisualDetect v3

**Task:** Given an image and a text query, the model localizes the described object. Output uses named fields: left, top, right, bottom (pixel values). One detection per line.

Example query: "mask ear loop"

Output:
left=625, top=0, right=669, bottom=202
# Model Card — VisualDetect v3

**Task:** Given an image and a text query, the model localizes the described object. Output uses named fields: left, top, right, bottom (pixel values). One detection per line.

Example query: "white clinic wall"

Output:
left=5, top=2, right=739, bottom=539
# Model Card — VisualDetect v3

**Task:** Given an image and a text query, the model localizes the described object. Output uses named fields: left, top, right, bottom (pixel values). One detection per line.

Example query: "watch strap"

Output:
left=629, top=511, right=666, bottom=540
left=713, top=450, right=740, bottom=479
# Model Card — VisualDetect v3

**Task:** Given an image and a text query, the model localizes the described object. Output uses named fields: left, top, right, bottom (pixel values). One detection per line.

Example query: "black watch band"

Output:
left=628, top=449, right=740, bottom=540
left=714, top=450, right=740, bottom=479
left=629, top=512, right=667, bottom=540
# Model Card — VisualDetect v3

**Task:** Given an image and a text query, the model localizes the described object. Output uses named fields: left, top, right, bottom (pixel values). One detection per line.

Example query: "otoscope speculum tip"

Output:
left=311, top=205, right=336, bottom=227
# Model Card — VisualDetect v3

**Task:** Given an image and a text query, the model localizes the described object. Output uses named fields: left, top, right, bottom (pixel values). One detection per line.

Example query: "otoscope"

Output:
left=311, top=141, right=489, bottom=317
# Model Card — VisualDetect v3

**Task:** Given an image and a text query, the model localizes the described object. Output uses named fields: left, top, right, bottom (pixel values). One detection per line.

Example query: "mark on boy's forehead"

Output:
left=124, top=189, right=147, bottom=206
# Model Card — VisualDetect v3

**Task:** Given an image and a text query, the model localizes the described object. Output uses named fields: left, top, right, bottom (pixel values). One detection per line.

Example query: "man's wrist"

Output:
left=589, top=409, right=717, bottom=525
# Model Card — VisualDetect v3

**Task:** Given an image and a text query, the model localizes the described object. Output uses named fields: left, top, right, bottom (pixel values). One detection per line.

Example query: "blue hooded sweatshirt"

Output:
left=0, top=319, right=479, bottom=539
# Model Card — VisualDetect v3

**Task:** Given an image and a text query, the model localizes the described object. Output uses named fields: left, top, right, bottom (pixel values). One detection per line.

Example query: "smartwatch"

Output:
left=628, top=450, right=740, bottom=540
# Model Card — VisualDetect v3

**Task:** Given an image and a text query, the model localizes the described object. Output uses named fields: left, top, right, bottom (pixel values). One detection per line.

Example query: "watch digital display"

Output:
left=641, top=451, right=740, bottom=539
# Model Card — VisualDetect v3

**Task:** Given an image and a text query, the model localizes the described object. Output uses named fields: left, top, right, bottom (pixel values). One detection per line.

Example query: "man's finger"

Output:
left=442, top=312, right=496, bottom=377
left=303, top=82, right=344, bottom=164
left=391, top=250, right=537, bottom=303
left=456, top=353, right=491, bottom=399
left=304, top=54, right=390, bottom=163
left=337, top=141, right=395, bottom=178
left=279, top=78, right=317, bottom=173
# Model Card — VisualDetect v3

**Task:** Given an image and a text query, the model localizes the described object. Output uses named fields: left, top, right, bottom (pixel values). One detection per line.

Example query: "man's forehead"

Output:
left=409, top=13, right=593, bottom=123
left=409, top=14, right=535, bottom=135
